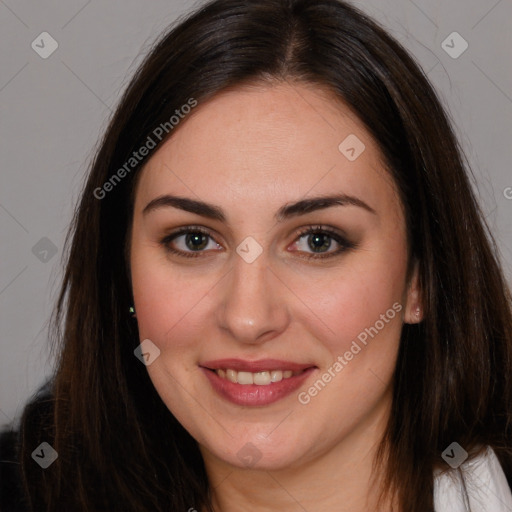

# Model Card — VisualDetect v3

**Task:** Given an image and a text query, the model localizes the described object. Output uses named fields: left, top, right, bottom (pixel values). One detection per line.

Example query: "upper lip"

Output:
left=200, top=358, right=316, bottom=372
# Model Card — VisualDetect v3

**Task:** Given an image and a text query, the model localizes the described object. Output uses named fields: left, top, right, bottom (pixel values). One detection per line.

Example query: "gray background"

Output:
left=1, top=0, right=511, bottom=427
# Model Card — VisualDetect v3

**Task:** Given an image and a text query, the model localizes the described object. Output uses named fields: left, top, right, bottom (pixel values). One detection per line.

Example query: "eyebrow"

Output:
left=142, top=193, right=377, bottom=222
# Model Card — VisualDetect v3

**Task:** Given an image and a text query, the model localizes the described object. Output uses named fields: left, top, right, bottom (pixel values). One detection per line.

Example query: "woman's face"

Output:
left=129, top=82, right=420, bottom=472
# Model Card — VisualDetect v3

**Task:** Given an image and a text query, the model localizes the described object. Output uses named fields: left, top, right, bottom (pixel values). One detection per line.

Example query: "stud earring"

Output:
left=415, top=306, right=421, bottom=319
left=129, top=305, right=136, bottom=318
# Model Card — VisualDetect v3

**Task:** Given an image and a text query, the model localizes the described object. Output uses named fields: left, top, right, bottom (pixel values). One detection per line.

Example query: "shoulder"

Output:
left=433, top=445, right=512, bottom=511
left=0, top=379, right=55, bottom=511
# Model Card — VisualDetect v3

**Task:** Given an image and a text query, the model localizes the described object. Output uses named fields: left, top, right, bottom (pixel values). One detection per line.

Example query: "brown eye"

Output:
left=290, top=226, right=356, bottom=259
left=306, top=232, right=332, bottom=253
left=184, top=232, right=209, bottom=251
left=160, top=226, right=222, bottom=258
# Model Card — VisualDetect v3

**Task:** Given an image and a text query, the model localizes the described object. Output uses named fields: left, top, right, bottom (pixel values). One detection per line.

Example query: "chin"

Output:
left=201, top=429, right=315, bottom=471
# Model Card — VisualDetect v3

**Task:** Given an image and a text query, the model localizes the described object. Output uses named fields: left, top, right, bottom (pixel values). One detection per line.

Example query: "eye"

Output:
left=289, top=225, right=355, bottom=259
left=160, top=226, right=222, bottom=258
left=160, top=224, right=355, bottom=260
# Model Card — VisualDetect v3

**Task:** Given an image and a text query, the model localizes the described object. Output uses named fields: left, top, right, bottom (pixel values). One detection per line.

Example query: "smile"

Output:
left=214, top=368, right=303, bottom=385
left=200, top=359, right=317, bottom=406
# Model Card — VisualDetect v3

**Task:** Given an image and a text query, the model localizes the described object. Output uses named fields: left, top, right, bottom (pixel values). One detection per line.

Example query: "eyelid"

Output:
left=159, top=224, right=355, bottom=259
left=289, top=225, right=356, bottom=259
left=159, top=225, right=222, bottom=259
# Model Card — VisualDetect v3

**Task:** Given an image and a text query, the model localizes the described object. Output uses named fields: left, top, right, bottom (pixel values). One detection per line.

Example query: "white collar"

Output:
left=434, top=446, right=512, bottom=511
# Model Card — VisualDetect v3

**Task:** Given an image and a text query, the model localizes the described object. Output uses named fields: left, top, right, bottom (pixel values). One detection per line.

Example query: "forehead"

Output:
left=134, top=82, right=399, bottom=222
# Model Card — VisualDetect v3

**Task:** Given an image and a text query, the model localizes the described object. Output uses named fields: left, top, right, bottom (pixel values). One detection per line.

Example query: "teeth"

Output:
left=237, top=371, right=254, bottom=385
left=270, top=370, right=283, bottom=382
left=253, top=371, right=271, bottom=385
left=215, top=368, right=302, bottom=385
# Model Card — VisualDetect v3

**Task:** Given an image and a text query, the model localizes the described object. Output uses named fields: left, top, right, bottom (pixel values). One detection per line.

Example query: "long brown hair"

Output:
left=17, top=0, right=512, bottom=510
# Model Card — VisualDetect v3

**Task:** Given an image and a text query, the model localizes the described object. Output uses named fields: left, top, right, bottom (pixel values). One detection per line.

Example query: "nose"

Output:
left=215, top=250, right=291, bottom=345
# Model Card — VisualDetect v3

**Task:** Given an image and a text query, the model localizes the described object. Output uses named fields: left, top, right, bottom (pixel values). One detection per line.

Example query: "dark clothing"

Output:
left=0, top=380, right=54, bottom=512
left=0, top=428, right=28, bottom=511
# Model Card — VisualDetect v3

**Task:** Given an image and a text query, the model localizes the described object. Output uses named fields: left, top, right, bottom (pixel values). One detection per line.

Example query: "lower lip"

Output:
left=200, top=367, right=316, bottom=406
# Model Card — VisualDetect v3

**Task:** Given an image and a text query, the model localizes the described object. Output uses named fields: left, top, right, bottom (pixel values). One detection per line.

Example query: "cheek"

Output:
left=292, top=257, right=406, bottom=426
left=130, top=249, right=216, bottom=353
left=296, top=249, right=407, bottom=362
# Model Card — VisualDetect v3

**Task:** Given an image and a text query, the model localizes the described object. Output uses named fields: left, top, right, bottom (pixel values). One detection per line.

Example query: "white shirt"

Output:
left=434, top=446, right=512, bottom=511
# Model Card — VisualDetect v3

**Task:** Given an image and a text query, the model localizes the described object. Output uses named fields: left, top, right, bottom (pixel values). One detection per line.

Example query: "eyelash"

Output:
left=159, top=225, right=356, bottom=260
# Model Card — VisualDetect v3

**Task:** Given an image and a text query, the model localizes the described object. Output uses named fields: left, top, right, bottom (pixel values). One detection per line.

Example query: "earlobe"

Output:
left=404, top=262, right=423, bottom=324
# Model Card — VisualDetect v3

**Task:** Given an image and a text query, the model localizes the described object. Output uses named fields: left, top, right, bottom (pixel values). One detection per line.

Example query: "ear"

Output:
left=404, top=261, right=423, bottom=324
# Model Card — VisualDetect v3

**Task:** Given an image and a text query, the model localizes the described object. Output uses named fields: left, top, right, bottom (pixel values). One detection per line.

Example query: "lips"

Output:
left=200, top=358, right=317, bottom=406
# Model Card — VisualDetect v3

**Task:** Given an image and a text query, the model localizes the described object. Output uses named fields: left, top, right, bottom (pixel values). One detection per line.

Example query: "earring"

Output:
left=129, top=305, right=136, bottom=318
left=415, top=306, right=421, bottom=319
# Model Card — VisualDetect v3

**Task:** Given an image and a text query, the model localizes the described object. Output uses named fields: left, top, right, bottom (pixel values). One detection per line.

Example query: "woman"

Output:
left=1, top=0, right=511, bottom=510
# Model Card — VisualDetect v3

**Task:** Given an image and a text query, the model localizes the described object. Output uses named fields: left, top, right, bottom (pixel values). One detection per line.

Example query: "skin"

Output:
left=129, top=81, right=422, bottom=512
